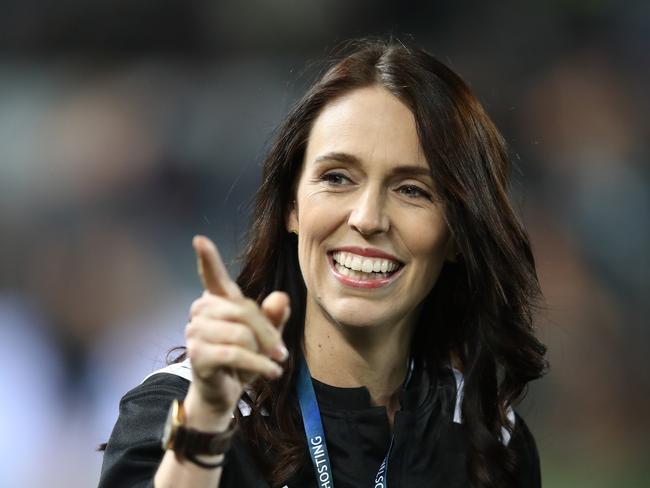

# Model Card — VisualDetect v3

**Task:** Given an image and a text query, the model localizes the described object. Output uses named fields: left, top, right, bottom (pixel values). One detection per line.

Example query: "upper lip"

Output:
left=329, top=246, right=403, bottom=263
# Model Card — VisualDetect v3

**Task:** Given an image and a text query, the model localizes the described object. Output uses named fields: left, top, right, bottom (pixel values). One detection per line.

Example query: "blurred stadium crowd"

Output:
left=0, top=1, right=647, bottom=486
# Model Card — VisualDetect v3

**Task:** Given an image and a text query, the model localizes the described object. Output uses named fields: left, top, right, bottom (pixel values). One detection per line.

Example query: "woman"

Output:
left=99, top=39, right=548, bottom=488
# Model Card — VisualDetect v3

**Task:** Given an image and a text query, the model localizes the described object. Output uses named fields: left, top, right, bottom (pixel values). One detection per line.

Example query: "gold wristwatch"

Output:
left=161, top=398, right=237, bottom=468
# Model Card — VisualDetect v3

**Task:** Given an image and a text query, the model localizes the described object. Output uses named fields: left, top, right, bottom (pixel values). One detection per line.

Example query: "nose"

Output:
left=347, top=186, right=390, bottom=236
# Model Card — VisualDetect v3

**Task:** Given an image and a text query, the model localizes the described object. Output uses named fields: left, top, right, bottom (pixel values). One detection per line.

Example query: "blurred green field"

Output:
left=542, top=454, right=649, bottom=487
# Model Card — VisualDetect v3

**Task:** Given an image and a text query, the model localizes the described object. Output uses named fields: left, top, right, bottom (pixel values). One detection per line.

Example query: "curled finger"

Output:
left=192, top=295, right=287, bottom=362
left=189, top=342, right=284, bottom=381
left=185, top=317, right=258, bottom=352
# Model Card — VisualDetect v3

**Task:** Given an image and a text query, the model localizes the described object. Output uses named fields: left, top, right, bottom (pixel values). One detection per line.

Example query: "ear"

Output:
left=286, top=202, right=299, bottom=234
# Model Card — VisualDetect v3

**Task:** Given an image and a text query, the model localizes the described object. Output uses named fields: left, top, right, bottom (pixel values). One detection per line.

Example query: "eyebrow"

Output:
left=313, top=151, right=433, bottom=179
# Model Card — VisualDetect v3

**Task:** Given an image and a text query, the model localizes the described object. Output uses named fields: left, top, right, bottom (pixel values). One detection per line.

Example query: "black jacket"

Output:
left=99, top=363, right=541, bottom=487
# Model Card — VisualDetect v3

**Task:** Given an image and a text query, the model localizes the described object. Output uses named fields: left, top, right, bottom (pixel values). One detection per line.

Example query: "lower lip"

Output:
left=327, top=254, right=403, bottom=289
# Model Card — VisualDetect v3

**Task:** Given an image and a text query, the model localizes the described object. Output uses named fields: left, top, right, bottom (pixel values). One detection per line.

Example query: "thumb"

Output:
left=261, top=291, right=291, bottom=332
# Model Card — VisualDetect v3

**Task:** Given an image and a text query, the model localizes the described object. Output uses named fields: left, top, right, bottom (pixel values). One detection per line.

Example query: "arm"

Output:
left=98, top=375, right=189, bottom=488
left=98, top=377, right=231, bottom=488
left=98, top=375, right=267, bottom=488
left=153, top=385, right=231, bottom=488
left=101, top=236, right=289, bottom=488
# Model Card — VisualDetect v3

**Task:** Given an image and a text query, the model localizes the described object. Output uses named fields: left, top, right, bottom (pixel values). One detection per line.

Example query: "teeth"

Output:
left=332, top=251, right=400, bottom=274
left=335, top=262, right=392, bottom=281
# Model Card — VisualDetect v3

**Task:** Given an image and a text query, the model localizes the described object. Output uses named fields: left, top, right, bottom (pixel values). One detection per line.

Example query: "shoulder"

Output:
left=105, top=372, right=191, bottom=452
left=114, top=371, right=191, bottom=426
left=98, top=373, right=190, bottom=488
left=100, top=368, right=269, bottom=488
left=124, top=371, right=190, bottom=402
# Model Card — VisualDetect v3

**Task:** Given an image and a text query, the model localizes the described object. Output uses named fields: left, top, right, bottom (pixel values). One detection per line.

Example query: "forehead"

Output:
left=304, top=85, right=428, bottom=171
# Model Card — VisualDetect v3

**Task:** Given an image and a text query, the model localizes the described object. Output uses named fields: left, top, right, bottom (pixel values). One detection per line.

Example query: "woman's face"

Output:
left=288, top=85, right=454, bottom=331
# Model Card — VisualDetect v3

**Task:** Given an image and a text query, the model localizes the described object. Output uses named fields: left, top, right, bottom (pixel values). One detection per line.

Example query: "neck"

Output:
left=303, top=303, right=415, bottom=416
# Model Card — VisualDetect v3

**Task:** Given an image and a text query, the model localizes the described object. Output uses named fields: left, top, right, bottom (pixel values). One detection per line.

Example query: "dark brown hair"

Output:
left=195, top=39, right=546, bottom=487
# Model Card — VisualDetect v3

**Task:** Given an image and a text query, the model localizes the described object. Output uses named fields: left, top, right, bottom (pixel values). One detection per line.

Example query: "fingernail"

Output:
left=282, top=306, right=291, bottom=324
left=271, top=343, right=289, bottom=362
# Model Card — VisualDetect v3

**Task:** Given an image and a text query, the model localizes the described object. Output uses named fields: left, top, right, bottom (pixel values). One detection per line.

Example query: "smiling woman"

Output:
left=99, top=39, right=548, bottom=488
left=290, top=86, right=452, bottom=335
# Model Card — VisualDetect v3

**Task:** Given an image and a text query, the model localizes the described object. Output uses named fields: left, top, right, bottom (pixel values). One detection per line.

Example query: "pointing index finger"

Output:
left=192, top=235, right=242, bottom=299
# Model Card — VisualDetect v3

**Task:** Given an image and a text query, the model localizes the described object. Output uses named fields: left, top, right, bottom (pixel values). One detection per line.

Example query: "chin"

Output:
left=335, top=316, right=382, bottom=329
left=322, top=300, right=392, bottom=329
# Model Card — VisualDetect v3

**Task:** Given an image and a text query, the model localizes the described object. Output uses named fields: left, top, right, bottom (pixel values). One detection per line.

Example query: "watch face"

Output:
left=161, top=400, right=177, bottom=449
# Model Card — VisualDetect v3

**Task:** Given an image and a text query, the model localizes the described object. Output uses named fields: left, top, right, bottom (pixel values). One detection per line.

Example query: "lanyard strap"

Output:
left=297, top=356, right=414, bottom=488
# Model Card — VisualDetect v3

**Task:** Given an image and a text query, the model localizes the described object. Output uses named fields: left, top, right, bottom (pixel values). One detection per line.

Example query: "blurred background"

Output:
left=0, top=1, right=648, bottom=486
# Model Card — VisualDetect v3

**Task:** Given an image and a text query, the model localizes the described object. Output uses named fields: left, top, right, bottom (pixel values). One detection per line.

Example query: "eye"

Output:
left=397, top=184, right=432, bottom=200
left=320, top=172, right=352, bottom=186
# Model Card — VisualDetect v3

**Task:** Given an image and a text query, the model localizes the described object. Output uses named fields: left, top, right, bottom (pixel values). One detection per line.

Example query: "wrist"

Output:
left=184, top=385, right=234, bottom=432
left=161, top=395, right=238, bottom=468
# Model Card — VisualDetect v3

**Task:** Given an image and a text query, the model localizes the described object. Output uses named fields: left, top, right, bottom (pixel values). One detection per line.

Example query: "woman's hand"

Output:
left=184, top=235, right=290, bottom=421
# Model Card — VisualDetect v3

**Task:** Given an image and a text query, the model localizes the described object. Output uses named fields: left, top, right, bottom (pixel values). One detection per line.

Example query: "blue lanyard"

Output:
left=296, top=355, right=414, bottom=488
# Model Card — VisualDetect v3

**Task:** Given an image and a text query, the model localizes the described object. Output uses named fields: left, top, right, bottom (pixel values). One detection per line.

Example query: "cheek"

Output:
left=297, top=187, right=347, bottom=243
left=405, top=215, right=451, bottom=277
left=299, top=207, right=334, bottom=246
left=295, top=199, right=339, bottom=275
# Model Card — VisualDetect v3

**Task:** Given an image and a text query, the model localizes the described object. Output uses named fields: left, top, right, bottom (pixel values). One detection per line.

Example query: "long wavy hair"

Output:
left=191, top=39, right=546, bottom=487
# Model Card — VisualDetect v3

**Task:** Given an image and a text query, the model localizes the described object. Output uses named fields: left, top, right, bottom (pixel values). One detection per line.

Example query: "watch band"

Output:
left=185, top=452, right=227, bottom=470
left=173, top=418, right=238, bottom=456
left=162, top=398, right=239, bottom=465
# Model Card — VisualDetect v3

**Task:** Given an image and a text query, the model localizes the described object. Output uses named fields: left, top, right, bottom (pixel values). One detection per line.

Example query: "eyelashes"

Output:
left=318, top=171, right=432, bottom=201
left=319, top=172, right=351, bottom=186
left=396, top=185, right=432, bottom=200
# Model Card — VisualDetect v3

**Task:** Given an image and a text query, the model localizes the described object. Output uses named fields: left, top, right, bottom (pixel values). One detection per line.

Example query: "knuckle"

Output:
left=189, top=298, right=203, bottom=317
left=227, top=304, right=244, bottom=322
left=185, top=316, right=209, bottom=338
left=185, top=339, right=200, bottom=359
left=233, top=302, right=255, bottom=323
left=190, top=294, right=217, bottom=317
left=185, top=320, right=197, bottom=339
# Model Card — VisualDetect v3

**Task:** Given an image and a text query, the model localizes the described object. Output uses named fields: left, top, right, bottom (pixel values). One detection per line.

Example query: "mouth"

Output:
left=327, top=250, right=404, bottom=289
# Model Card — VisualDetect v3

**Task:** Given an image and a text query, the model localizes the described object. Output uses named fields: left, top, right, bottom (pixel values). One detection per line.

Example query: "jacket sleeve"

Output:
left=98, top=374, right=189, bottom=488
left=511, top=412, right=542, bottom=488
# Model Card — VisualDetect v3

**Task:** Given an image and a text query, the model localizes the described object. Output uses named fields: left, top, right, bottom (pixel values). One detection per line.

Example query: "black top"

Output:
left=98, top=364, right=541, bottom=487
